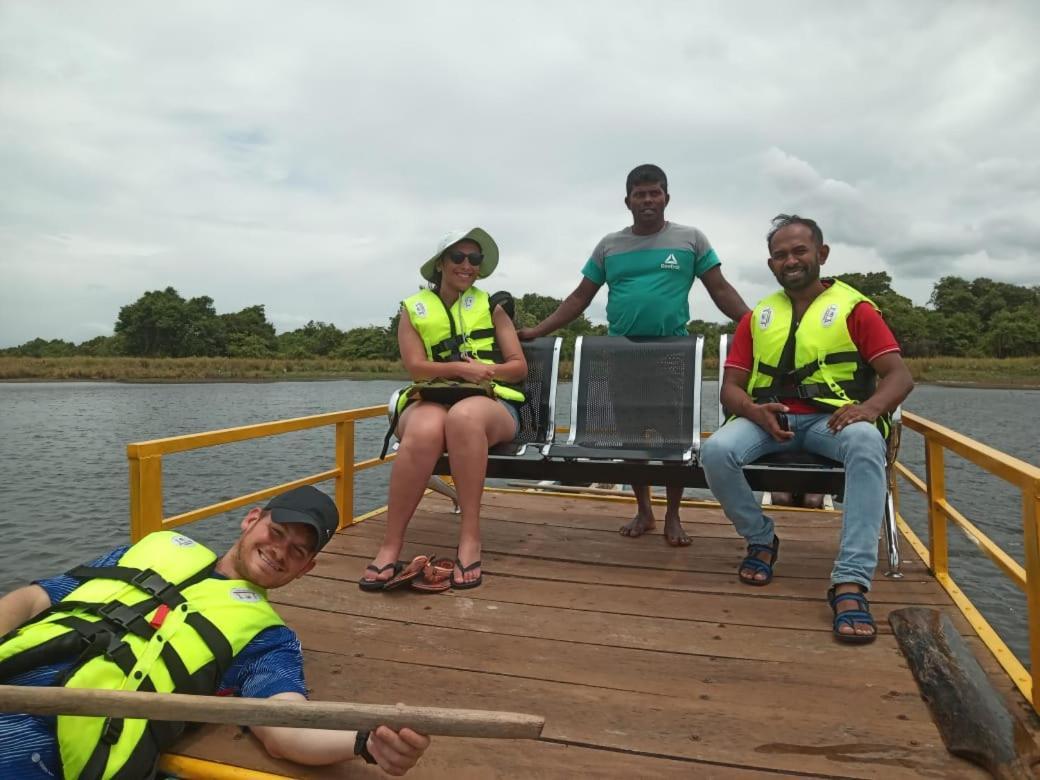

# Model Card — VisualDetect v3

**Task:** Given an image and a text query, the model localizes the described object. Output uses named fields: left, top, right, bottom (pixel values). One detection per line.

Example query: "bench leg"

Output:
left=427, top=476, right=461, bottom=514
left=882, top=489, right=903, bottom=578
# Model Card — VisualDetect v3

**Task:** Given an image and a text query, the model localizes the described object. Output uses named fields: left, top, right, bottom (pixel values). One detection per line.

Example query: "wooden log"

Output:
left=889, top=607, right=1040, bottom=779
left=0, top=685, right=544, bottom=739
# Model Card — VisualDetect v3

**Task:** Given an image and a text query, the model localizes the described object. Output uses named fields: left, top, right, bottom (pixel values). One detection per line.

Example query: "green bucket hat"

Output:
left=420, top=227, right=499, bottom=282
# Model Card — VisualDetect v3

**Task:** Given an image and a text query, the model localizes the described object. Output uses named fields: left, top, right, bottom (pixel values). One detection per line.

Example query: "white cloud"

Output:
left=2, top=1, right=1039, bottom=346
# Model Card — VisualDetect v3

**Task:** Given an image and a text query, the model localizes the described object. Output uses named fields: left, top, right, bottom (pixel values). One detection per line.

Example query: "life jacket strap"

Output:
left=65, top=565, right=193, bottom=609
left=76, top=717, right=122, bottom=780
left=751, top=377, right=873, bottom=403
left=184, top=611, right=234, bottom=683
left=96, top=601, right=156, bottom=640
left=753, top=362, right=784, bottom=378
left=430, top=333, right=465, bottom=359
left=54, top=615, right=138, bottom=678
left=159, top=639, right=198, bottom=693
left=751, top=384, right=830, bottom=401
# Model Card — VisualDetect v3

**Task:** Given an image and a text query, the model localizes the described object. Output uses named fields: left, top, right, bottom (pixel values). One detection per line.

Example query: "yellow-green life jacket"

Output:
left=399, top=286, right=525, bottom=409
left=0, top=531, right=284, bottom=780
left=747, top=280, right=888, bottom=434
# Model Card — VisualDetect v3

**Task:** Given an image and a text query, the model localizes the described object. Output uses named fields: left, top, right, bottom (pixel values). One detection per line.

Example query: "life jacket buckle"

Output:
left=98, top=602, right=151, bottom=637
left=99, top=716, right=124, bottom=745
left=101, top=633, right=135, bottom=669
left=130, top=569, right=181, bottom=605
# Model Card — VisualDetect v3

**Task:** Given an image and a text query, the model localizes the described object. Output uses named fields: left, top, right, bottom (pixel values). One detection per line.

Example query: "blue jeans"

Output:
left=700, top=414, right=887, bottom=590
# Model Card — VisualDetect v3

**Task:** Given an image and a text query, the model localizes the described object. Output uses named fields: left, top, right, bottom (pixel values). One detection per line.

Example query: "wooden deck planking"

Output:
left=170, top=490, right=1036, bottom=778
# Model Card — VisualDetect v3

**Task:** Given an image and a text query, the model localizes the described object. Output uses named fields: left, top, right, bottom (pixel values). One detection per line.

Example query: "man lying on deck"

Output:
left=700, top=214, right=914, bottom=644
left=0, top=485, right=430, bottom=778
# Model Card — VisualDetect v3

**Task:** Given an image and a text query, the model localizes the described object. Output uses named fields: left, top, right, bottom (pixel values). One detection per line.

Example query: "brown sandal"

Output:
left=383, top=554, right=431, bottom=590
left=412, top=557, right=454, bottom=593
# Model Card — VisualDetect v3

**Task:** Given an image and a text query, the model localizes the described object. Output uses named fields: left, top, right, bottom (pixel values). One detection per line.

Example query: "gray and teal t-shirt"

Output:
left=581, top=222, right=721, bottom=336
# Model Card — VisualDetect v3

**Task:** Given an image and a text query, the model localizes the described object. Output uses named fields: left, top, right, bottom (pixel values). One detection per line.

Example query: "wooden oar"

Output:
left=0, top=685, right=544, bottom=739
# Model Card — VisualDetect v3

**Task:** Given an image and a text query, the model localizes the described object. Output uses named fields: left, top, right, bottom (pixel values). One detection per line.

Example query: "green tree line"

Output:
left=4, top=276, right=1040, bottom=360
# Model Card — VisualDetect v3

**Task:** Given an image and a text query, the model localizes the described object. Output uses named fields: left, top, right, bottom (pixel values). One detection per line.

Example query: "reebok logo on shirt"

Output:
left=660, top=253, right=680, bottom=270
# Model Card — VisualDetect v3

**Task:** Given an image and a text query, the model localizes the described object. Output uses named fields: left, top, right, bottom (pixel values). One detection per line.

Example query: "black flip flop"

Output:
left=451, top=557, right=483, bottom=590
left=358, top=560, right=402, bottom=592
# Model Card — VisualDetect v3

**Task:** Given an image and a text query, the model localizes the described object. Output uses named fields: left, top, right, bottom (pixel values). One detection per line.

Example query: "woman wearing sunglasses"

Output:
left=360, top=228, right=527, bottom=591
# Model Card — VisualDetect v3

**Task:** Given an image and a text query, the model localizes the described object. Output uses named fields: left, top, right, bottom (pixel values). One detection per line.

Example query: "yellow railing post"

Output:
left=128, top=451, right=164, bottom=542
left=1024, top=478, right=1040, bottom=710
left=924, top=437, right=948, bottom=577
left=335, top=421, right=355, bottom=528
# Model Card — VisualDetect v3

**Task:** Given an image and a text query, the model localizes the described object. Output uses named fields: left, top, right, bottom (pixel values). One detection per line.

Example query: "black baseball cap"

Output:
left=264, top=486, right=339, bottom=552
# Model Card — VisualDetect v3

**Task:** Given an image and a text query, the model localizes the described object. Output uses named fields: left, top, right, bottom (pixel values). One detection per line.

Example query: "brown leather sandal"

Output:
left=383, top=554, right=431, bottom=590
left=412, top=557, right=454, bottom=593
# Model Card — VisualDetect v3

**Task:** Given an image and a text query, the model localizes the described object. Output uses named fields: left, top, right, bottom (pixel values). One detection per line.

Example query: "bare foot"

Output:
left=663, top=514, right=691, bottom=546
left=619, top=513, right=656, bottom=538
left=802, top=493, right=826, bottom=509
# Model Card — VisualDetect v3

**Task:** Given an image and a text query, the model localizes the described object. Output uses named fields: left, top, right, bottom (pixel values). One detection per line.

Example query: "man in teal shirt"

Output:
left=519, top=164, right=749, bottom=545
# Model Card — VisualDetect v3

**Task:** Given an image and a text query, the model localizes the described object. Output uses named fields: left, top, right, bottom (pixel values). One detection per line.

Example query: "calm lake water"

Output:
left=1, top=380, right=1037, bottom=663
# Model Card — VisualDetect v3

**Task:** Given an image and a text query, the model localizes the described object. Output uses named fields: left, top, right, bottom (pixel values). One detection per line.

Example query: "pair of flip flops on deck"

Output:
left=358, top=554, right=482, bottom=592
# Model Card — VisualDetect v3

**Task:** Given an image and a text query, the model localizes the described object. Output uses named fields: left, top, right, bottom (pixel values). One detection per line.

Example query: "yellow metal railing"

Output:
left=894, top=410, right=1040, bottom=710
left=128, top=404, right=1040, bottom=716
left=126, top=406, right=391, bottom=541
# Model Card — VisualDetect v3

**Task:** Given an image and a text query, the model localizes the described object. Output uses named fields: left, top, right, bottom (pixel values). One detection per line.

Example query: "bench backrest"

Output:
left=566, top=335, right=703, bottom=454
left=516, top=337, right=563, bottom=445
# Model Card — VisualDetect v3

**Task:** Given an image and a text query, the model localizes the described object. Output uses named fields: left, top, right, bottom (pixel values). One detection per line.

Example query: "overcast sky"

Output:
left=2, top=1, right=1038, bottom=347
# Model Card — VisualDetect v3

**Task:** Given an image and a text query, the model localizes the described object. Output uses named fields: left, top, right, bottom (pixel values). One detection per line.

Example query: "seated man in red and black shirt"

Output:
left=701, top=214, right=913, bottom=644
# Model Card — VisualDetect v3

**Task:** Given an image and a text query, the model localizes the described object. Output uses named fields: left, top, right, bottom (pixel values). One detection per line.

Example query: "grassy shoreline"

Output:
left=1, top=356, right=1039, bottom=388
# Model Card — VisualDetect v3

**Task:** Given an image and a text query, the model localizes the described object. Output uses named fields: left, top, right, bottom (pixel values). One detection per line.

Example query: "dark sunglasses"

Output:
left=446, top=250, right=484, bottom=266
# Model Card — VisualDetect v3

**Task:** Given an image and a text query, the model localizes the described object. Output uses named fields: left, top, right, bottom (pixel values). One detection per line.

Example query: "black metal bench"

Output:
left=441, top=334, right=711, bottom=486
left=417, top=329, right=902, bottom=577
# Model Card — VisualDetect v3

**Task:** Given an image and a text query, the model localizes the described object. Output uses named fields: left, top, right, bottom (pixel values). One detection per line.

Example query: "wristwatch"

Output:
left=354, top=730, right=377, bottom=765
